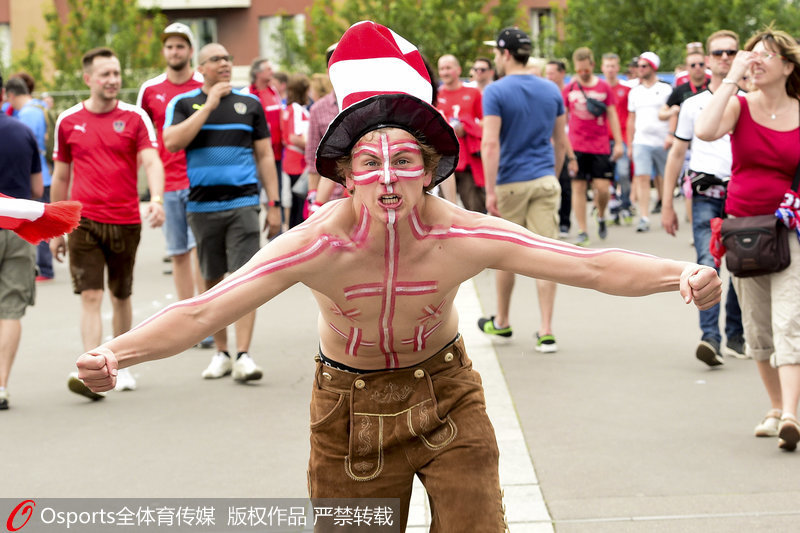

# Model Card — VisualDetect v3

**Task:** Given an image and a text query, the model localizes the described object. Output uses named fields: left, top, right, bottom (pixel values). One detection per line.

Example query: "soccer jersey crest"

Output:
left=234, top=102, right=247, bottom=115
left=113, top=120, right=125, bottom=133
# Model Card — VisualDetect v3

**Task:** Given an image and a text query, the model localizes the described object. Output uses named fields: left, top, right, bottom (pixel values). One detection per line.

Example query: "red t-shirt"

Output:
left=137, top=72, right=203, bottom=192
left=281, top=102, right=310, bottom=176
left=436, top=84, right=484, bottom=185
left=563, top=79, right=616, bottom=154
left=54, top=101, right=158, bottom=224
left=243, top=84, right=283, bottom=161
left=608, top=81, right=630, bottom=141
left=728, top=96, right=800, bottom=217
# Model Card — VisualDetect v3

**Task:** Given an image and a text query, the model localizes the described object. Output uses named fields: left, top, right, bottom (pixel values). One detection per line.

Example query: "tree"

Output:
left=10, top=32, right=46, bottom=85
left=44, top=0, right=166, bottom=106
left=281, top=0, right=523, bottom=74
left=556, top=0, right=800, bottom=73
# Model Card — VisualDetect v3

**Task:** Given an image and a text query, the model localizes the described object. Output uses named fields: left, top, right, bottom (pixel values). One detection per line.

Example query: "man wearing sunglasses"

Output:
left=661, top=30, right=746, bottom=366
left=163, top=43, right=281, bottom=383
left=659, top=45, right=711, bottom=142
left=627, top=51, right=672, bottom=232
left=468, top=58, right=495, bottom=93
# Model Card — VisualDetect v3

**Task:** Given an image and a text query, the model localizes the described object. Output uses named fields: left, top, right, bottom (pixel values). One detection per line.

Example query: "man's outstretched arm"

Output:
left=76, top=230, right=313, bottom=390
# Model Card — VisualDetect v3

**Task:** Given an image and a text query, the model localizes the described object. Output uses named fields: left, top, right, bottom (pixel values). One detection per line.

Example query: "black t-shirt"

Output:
left=0, top=114, right=41, bottom=198
left=666, top=80, right=709, bottom=108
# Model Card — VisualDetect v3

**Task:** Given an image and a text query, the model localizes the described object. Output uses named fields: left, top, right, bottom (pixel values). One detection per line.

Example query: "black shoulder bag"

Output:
left=720, top=106, right=799, bottom=277
left=576, top=82, right=607, bottom=118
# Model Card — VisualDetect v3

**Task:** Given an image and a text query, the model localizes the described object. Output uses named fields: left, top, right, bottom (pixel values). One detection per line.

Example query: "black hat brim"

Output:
left=315, top=93, right=459, bottom=187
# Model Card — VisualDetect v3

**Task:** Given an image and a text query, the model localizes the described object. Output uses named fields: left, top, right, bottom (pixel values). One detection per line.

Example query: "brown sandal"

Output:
left=778, top=415, right=800, bottom=452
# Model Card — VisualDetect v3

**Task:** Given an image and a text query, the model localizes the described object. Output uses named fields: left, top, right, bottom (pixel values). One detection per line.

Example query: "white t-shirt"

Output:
left=628, top=80, right=672, bottom=146
left=675, top=88, right=746, bottom=178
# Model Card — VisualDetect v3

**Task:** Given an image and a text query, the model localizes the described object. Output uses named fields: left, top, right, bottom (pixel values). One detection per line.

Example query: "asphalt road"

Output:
left=3, top=197, right=799, bottom=532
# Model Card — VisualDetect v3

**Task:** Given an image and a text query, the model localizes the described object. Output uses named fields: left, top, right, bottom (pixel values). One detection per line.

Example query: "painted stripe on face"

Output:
left=381, top=133, right=392, bottom=186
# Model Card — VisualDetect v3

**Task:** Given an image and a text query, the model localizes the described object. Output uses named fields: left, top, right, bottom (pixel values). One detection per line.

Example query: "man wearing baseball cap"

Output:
left=477, top=27, right=567, bottom=354
left=75, top=21, right=722, bottom=530
left=627, top=51, right=673, bottom=232
left=137, top=24, right=209, bottom=363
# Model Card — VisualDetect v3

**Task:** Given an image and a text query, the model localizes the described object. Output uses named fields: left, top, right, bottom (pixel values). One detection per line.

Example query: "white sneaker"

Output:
left=114, top=368, right=137, bottom=391
left=202, top=352, right=232, bottom=379
left=232, top=353, right=263, bottom=382
left=67, top=372, right=106, bottom=401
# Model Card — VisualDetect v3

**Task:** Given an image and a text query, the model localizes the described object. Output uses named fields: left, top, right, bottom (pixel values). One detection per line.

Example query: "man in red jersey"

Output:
left=562, top=47, right=624, bottom=246
left=51, top=47, right=165, bottom=399
left=436, top=54, right=485, bottom=213
left=137, top=23, right=208, bottom=345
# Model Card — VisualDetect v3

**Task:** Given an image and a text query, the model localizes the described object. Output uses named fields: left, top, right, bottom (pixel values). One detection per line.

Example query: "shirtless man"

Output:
left=75, top=21, right=722, bottom=531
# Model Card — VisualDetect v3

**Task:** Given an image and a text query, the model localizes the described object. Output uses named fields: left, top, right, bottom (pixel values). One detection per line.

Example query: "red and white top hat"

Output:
left=315, top=21, right=459, bottom=186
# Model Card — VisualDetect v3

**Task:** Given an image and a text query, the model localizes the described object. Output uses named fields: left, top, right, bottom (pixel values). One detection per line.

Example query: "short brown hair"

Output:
left=11, top=71, right=34, bottom=93
left=572, top=47, right=594, bottom=65
left=706, top=30, right=739, bottom=54
left=744, top=25, right=800, bottom=98
left=286, top=73, right=309, bottom=107
left=335, top=128, right=442, bottom=192
left=82, top=47, right=116, bottom=72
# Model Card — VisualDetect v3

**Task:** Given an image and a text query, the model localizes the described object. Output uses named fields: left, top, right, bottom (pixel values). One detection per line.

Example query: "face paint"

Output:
left=134, top=233, right=347, bottom=331
left=329, top=323, right=375, bottom=357
left=408, top=208, right=655, bottom=259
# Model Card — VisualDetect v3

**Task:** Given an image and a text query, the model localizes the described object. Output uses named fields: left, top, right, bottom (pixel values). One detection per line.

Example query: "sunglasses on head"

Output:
left=689, top=62, right=705, bottom=68
left=710, top=49, right=737, bottom=57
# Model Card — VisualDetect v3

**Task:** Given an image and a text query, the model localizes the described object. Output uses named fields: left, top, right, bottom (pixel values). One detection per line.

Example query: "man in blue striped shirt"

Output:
left=164, top=42, right=281, bottom=383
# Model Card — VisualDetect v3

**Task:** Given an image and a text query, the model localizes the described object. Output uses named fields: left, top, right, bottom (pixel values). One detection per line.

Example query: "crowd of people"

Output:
left=0, top=19, right=797, bottom=526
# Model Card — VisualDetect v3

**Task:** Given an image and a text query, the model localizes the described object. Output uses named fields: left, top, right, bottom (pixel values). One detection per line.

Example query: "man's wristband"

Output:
left=722, top=78, right=738, bottom=85
left=267, top=199, right=281, bottom=207
left=150, top=195, right=163, bottom=205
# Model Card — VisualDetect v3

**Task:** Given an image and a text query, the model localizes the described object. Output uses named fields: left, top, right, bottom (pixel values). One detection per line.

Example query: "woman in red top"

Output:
left=696, top=27, right=800, bottom=452
left=281, top=74, right=311, bottom=228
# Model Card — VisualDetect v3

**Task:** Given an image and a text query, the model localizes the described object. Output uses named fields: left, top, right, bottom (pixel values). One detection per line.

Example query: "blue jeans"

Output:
left=163, top=189, right=197, bottom=256
left=36, top=186, right=54, bottom=278
left=692, top=195, right=743, bottom=342
left=610, top=141, right=631, bottom=210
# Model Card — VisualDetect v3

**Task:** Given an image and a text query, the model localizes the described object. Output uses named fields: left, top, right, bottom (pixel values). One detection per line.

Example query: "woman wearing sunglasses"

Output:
left=696, top=26, right=800, bottom=452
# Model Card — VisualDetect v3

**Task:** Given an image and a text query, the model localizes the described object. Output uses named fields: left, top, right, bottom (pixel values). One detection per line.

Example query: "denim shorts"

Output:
left=632, top=144, right=668, bottom=177
left=163, top=188, right=196, bottom=257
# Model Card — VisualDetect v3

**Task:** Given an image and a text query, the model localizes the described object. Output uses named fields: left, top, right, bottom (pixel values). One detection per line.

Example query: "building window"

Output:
left=530, top=8, right=555, bottom=58
left=0, top=24, right=10, bottom=70
left=259, top=15, right=305, bottom=68
left=174, top=18, right=218, bottom=64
